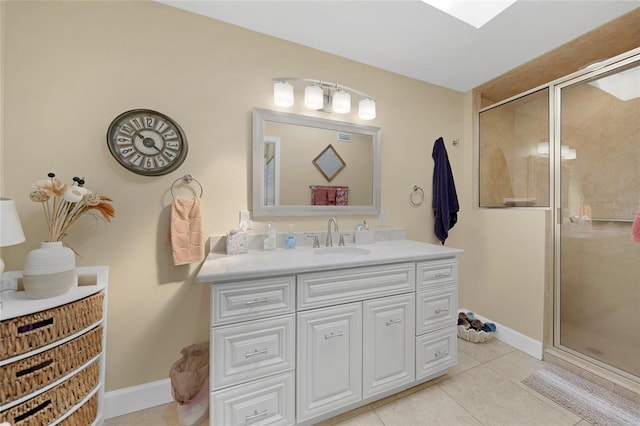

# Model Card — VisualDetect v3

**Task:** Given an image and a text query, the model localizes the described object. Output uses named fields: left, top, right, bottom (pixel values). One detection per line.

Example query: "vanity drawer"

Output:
left=212, top=314, right=295, bottom=390
left=416, top=259, right=457, bottom=292
left=211, top=371, right=295, bottom=426
left=297, top=262, right=415, bottom=310
left=211, top=276, right=295, bottom=326
left=415, top=325, right=457, bottom=380
left=416, top=286, right=458, bottom=335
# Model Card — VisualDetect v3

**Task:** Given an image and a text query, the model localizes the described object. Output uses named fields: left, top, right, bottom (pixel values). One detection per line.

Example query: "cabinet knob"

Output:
left=434, top=307, right=449, bottom=314
left=385, top=318, right=402, bottom=326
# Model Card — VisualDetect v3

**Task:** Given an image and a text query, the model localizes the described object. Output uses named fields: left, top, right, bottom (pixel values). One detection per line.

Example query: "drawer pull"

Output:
left=245, top=348, right=268, bottom=358
left=385, top=318, right=402, bottom=326
left=14, top=399, right=51, bottom=423
left=245, top=409, right=269, bottom=423
left=434, top=307, right=450, bottom=314
left=325, top=331, right=343, bottom=340
left=434, top=349, right=449, bottom=359
left=16, top=359, right=54, bottom=377
left=17, top=317, right=54, bottom=334
left=434, top=272, right=450, bottom=278
left=245, top=297, right=270, bottom=305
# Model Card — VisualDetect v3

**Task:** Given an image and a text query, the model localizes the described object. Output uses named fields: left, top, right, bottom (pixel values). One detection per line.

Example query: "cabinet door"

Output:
left=296, top=302, right=362, bottom=422
left=363, top=294, right=415, bottom=398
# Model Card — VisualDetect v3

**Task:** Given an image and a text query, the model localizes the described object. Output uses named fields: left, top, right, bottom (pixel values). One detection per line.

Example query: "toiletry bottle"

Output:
left=264, top=222, right=276, bottom=250
left=285, top=224, right=296, bottom=249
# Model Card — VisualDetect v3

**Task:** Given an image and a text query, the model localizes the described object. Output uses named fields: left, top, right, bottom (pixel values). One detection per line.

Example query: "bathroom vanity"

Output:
left=197, top=239, right=462, bottom=426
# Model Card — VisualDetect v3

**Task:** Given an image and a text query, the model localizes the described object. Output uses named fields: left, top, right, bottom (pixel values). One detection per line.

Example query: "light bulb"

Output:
left=273, top=81, right=294, bottom=107
left=304, top=85, right=324, bottom=110
left=358, top=98, right=376, bottom=120
left=332, top=89, right=351, bottom=113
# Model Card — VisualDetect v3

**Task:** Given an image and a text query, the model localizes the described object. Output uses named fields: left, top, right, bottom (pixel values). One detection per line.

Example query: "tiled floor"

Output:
left=105, top=338, right=593, bottom=426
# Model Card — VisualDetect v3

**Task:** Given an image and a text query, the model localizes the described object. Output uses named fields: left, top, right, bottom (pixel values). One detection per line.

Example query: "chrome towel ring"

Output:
left=410, top=185, right=424, bottom=206
left=171, top=174, right=203, bottom=198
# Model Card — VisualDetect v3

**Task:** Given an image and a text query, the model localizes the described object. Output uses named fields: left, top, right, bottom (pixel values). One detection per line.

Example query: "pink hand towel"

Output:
left=632, top=200, right=640, bottom=243
left=171, top=197, right=204, bottom=265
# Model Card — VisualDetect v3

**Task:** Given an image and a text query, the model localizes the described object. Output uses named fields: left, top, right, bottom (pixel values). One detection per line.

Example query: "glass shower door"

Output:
left=557, top=60, right=640, bottom=380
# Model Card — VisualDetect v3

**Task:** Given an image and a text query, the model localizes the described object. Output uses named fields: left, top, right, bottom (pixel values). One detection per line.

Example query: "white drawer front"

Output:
left=212, top=276, right=295, bottom=326
left=211, top=371, right=294, bottom=426
left=416, top=259, right=457, bottom=292
left=212, top=315, right=295, bottom=390
left=416, top=286, right=458, bottom=335
left=415, top=325, right=457, bottom=380
left=298, top=262, right=415, bottom=310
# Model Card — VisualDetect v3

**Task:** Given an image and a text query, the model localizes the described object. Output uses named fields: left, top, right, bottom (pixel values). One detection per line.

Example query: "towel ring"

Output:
left=171, top=174, right=203, bottom=198
left=410, top=185, right=424, bottom=206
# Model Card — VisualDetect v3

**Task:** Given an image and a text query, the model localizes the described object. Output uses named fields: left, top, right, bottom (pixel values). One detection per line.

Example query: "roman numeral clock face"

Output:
left=107, top=109, right=188, bottom=176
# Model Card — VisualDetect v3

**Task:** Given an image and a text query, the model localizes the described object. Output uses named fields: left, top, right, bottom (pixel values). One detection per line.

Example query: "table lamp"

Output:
left=0, top=198, right=26, bottom=276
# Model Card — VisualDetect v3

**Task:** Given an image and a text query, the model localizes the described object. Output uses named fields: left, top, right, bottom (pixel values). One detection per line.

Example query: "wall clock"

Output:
left=106, top=109, right=188, bottom=176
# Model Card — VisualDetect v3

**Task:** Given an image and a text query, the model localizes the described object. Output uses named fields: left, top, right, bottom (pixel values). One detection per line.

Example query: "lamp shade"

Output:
left=304, top=85, right=324, bottom=110
left=358, top=98, right=376, bottom=120
left=273, top=81, right=294, bottom=107
left=0, top=198, right=25, bottom=247
left=332, top=89, right=351, bottom=113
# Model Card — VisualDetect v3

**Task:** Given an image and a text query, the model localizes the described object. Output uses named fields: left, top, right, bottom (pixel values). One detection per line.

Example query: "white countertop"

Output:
left=196, top=239, right=462, bottom=283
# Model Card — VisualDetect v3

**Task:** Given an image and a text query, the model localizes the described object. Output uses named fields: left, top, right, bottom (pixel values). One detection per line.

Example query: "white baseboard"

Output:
left=458, top=308, right=543, bottom=360
left=104, top=378, right=172, bottom=419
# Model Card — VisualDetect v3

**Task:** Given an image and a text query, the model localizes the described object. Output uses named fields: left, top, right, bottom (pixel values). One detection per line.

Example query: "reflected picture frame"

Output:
left=312, top=144, right=346, bottom=182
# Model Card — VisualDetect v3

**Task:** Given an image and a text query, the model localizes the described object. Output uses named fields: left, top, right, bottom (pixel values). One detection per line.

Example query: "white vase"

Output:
left=23, top=241, right=76, bottom=299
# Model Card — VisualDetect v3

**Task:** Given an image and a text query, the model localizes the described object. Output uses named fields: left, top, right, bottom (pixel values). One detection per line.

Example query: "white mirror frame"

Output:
left=252, top=108, right=381, bottom=217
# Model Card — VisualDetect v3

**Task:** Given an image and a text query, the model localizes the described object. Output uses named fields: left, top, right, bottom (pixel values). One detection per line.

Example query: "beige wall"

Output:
left=1, top=1, right=472, bottom=391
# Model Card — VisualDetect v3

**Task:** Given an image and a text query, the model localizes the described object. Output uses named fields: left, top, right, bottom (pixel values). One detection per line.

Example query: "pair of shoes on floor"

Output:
left=458, top=312, right=497, bottom=333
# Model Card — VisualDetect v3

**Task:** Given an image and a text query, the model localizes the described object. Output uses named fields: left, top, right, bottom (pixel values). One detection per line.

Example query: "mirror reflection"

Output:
left=253, top=108, right=380, bottom=217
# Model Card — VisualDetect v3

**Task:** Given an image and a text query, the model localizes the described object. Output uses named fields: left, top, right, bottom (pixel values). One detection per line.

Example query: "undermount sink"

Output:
left=314, top=247, right=371, bottom=256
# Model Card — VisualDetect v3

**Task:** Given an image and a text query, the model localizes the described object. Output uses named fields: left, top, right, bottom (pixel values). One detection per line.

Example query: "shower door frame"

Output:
left=552, top=50, right=640, bottom=383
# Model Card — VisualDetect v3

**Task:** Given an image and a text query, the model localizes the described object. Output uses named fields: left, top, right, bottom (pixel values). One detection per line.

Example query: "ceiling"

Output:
left=157, top=1, right=639, bottom=92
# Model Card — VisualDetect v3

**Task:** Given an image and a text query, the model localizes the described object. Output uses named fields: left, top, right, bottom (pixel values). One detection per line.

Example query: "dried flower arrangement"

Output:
left=29, top=172, right=115, bottom=242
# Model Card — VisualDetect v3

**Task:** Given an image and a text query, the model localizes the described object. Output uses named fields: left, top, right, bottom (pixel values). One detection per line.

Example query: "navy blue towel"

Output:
left=432, top=137, right=459, bottom=244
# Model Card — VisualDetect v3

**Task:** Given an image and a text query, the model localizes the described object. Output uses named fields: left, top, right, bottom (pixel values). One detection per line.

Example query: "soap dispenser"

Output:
left=264, top=223, right=276, bottom=250
left=285, top=224, right=296, bottom=249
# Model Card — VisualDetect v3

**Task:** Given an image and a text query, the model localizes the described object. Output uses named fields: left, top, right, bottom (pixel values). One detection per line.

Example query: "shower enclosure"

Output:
left=556, top=57, right=640, bottom=381
left=479, top=50, right=639, bottom=385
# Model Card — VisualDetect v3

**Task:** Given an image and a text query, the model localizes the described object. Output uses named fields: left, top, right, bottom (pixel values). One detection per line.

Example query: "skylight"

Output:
left=421, top=0, right=518, bottom=28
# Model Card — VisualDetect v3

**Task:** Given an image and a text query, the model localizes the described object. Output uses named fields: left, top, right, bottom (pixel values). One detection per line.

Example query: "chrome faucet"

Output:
left=326, top=217, right=344, bottom=247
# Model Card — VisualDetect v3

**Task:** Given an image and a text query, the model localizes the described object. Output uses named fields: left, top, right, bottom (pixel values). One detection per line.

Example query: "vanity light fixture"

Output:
left=272, top=77, right=377, bottom=120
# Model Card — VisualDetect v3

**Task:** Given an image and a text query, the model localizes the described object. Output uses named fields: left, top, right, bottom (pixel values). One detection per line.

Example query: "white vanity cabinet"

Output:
left=198, top=239, right=462, bottom=426
left=415, top=259, right=458, bottom=380
left=209, top=276, right=296, bottom=426
left=296, top=263, right=415, bottom=423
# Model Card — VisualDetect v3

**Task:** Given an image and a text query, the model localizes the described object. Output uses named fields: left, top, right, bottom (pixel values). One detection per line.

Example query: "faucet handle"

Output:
left=338, top=234, right=345, bottom=246
left=305, top=233, right=321, bottom=248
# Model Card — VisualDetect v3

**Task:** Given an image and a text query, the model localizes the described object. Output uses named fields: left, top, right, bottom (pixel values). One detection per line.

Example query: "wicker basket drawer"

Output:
left=0, top=359, right=100, bottom=426
left=0, top=292, right=104, bottom=361
left=59, top=392, right=98, bottom=426
left=0, top=325, right=103, bottom=405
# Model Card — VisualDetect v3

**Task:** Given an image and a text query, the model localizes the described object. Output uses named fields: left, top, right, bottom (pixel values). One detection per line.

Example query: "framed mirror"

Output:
left=253, top=108, right=381, bottom=217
